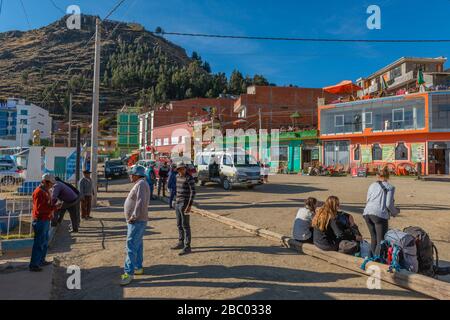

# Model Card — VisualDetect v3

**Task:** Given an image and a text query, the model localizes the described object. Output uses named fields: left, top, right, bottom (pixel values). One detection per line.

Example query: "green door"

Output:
left=293, top=145, right=301, bottom=173
left=54, top=156, right=67, bottom=179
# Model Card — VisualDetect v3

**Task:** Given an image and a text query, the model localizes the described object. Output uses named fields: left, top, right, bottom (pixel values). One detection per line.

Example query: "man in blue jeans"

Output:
left=121, top=165, right=150, bottom=286
left=30, top=174, right=60, bottom=272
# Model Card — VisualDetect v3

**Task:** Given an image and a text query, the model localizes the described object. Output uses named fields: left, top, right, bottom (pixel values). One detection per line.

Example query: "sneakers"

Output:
left=29, top=266, right=43, bottom=272
left=171, top=242, right=184, bottom=250
left=120, top=273, right=133, bottom=286
left=178, top=247, right=192, bottom=256
left=134, top=268, right=144, bottom=275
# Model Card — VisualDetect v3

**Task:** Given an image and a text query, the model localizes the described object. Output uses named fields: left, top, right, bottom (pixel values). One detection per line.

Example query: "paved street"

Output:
left=50, top=178, right=427, bottom=300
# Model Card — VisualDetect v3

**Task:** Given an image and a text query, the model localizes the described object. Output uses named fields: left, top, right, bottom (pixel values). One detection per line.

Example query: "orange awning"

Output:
left=323, top=80, right=362, bottom=95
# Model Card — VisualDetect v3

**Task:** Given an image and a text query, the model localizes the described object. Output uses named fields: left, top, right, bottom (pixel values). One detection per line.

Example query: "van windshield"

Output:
left=234, top=154, right=259, bottom=167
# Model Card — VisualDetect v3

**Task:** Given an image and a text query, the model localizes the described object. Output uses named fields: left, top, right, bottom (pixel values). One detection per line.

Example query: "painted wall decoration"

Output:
left=382, top=144, right=395, bottom=162
left=361, top=145, right=372, bottom=163
left=411, top=143, right=426, bottom=163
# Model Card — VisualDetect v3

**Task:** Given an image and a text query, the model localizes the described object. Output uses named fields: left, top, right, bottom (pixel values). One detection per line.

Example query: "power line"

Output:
left=104, top=0, right=127, bottom=21
left=159, top=31, right=450, bottom=43
left=48, top=0, right=65, bottom=15
left=19, top=0, right=32, bottom=30
left=38, top=0, right=129, bottom=108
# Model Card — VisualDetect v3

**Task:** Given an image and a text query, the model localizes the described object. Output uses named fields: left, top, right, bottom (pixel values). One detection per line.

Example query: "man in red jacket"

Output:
left=29, top=174, right=59, bottom=272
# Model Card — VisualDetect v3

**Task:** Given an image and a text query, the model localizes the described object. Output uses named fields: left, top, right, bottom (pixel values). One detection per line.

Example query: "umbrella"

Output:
left=290, top=112, right=301, bottom=119
left=417, top=69, right=425, bottom=85
left=323, top=80, right=362, bottom=95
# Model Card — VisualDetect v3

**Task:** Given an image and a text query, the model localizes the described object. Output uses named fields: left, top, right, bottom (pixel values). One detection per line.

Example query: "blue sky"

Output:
left=1, top=0, right=450, bottom=87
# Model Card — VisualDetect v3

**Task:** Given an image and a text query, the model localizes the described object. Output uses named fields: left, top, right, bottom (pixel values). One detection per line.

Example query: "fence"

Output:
left=0, top=177, right=33, bottom=240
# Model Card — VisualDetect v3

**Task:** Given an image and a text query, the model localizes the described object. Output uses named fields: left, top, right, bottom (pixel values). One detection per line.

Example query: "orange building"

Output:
left=318, top=91, right=450, bottom=175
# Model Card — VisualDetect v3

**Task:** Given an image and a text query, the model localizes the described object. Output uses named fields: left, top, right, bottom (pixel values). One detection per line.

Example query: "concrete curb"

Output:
left=159, top=195, right=450, bottom=299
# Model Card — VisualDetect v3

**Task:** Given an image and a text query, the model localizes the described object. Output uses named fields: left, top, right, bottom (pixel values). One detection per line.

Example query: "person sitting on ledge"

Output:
left=312, top=196, right=345, bottom=252
left=292, top=197, right=318, bottom=244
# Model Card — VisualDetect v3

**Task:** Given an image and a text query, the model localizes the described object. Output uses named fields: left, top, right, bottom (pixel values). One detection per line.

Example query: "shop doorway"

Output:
left=428, top=142, right=450, bottom=174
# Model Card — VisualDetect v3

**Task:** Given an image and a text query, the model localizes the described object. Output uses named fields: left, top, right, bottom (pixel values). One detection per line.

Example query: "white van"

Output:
left=195, top=151, right=262, bottom=190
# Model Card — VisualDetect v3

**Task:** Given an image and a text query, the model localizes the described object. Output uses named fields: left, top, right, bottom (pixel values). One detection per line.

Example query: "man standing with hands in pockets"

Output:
left=171, top=162, right=196, bottom=256
left=120, top=165, right=150, bottom=286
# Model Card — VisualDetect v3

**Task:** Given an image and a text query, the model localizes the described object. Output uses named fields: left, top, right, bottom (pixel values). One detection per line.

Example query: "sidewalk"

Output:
left=0, top=258, right=54, bottom=300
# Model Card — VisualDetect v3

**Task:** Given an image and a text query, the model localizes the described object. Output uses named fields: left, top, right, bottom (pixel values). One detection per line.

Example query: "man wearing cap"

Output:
left=78, top=170, right=94, bottom=220
left=171, top=162, right=196, bottom=256
left=121, top=165, right=150, bottom=286
left=29, top=174, right=60, bottom=272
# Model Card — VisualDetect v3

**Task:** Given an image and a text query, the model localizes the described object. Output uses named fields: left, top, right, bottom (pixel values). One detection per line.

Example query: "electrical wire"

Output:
left=48, top=0, right=65, bottom=15
left=158, top=31, right=450, bottom=43
left=38, top=0, right=129, bottom=109
left=19, top=0, right=32, bottom=30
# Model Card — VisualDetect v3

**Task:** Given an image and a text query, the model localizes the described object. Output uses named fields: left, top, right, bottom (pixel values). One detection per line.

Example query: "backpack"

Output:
left=382, top=229, right=419, bottom=273
left=361, top=229, right=418, bottom=273
left=377, top=181, right=400, bottom=217
left=339, top=240, right=360, bottom=255
left=403, top=226, right=438, bottom=277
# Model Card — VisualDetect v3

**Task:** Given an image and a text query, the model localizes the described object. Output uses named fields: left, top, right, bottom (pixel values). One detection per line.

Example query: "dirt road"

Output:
left=51, top=180, right=427, bottom=300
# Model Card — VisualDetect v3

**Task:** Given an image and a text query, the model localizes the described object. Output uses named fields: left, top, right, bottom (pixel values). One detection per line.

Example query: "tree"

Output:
left=228, top=70, right=244, bottom=95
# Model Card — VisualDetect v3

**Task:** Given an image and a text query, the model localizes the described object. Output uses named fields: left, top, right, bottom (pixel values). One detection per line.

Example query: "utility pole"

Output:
left=258, top=107, right=262, bottom=162
left=90, top=18, right=101, bottom=207
left=68, top=93, right=72, bottom=147
left=75, top=125, right=81, bottom=184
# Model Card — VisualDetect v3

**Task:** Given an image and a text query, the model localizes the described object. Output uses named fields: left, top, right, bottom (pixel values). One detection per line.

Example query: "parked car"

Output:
left=104, top=159, right=128, bottom=179
left=195, top=151, right=262, bottom=190
left=0, top=160, right=25, bottom=186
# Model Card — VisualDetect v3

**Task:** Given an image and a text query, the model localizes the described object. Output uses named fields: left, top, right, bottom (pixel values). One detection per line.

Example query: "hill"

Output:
left=0, top=14, right=269, bottom=119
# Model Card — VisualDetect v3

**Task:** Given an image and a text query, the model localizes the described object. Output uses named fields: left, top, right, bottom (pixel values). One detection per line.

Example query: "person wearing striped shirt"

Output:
left=171, top=162, right=196, bottom=256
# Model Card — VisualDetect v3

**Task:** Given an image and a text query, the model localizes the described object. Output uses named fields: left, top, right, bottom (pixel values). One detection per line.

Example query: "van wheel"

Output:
left=222, top=178, right=232, bottom=191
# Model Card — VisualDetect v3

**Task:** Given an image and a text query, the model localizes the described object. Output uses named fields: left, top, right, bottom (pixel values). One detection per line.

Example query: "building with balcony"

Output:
left=356, top=57, right=450, bottom=97
left=318, top=91, right=450, bottom=175
left=0, top=98, right=52, bottom=148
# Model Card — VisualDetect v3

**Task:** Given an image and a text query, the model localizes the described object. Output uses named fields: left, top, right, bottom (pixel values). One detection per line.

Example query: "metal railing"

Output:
left=0, top=177, right=33, bottom=240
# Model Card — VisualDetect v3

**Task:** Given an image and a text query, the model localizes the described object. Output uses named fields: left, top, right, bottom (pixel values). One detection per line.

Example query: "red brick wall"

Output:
left=154, top=97, right=237, bottom=129
left=234, top=86, right=337, bottom=130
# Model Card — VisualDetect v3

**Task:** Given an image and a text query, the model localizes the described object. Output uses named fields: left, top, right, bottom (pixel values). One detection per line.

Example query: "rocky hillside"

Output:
left=0, top=15, right=268, bottom=119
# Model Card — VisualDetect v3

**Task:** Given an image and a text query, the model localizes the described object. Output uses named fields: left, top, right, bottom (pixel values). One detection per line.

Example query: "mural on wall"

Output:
left=361, top=145, right=372, bottom=163
left=411, top=143, right=426, bottom=163
left=382, top=144, right=395, bottom=162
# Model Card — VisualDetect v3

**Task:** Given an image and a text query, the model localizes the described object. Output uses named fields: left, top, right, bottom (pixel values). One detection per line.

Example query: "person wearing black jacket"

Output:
left=158, top=162, right=170, bottom=197
left=171, top=163, right=196, bottom=256
left=312, top=196, right=346, bottom=251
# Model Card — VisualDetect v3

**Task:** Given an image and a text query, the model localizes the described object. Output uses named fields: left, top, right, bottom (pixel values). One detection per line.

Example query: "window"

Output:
left=390, top=66, right=402, bottom=79
left=354, top=145, right=361, bottom=161
left=372, top=144, right=383, bottom=161
left=163, top=138, right=169, bottom=146
left=20, top=128, right=27, bottom=134
left=20, top=119, right=27, bottom=125
left=364, top=112, right=372, bottom=125
left=223, top=155, right=233, bottom=166
left=395, top=143, right=408, bottom=161
left=155, top=139, right=161, bottom=146
left=335, top=115, right=344, bottom=127
left=238, top=107, right=247, bottom=119
left=171, top=136, right=179, bottom=145
left=393, top=108, right=404, bottom=122
left=20, top=110, right=28, bottom=116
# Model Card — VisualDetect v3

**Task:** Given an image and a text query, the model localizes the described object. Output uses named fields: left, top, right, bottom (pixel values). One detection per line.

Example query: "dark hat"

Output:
left=83, top=170, right=91, bottom=174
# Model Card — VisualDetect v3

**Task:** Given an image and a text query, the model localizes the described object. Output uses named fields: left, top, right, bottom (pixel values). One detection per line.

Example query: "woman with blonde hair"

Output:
left=312, top=196, right=345, bottom=251
left=363, top=166, right=398, bottom=257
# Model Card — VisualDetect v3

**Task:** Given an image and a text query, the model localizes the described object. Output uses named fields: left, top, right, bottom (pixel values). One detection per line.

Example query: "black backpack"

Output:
left=403, top=226, right=438, bottom=277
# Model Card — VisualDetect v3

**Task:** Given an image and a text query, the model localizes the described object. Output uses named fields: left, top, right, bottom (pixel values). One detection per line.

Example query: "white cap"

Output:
left=42, top=173, right=56, bottom=184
